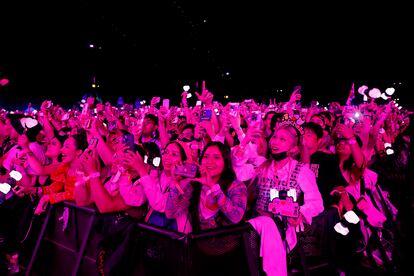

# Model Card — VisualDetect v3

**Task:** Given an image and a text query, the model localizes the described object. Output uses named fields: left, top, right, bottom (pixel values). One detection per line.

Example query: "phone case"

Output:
left=122, top=134, right=135, bottom=151
left=200, top=109, right=212, bottom=122
left=162, top=99, right=170, bottom=108
left=174, top=164, right=198, bottom=178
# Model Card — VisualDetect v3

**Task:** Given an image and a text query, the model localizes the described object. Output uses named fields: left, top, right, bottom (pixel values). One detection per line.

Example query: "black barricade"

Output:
left=133, top=223, right=188, bottom=276
left=27, top=201, right=99, bottom=276
left=27, top=202, right=263, bottom=276
left=188, top=223, right=262, bottom=276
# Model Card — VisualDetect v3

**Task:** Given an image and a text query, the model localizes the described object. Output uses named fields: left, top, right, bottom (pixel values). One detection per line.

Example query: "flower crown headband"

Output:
left=279, top=113, right=305, bottom=136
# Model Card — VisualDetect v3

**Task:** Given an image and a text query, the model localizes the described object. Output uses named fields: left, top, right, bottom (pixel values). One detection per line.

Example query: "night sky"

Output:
left=0, top=1, right=412, bottom=109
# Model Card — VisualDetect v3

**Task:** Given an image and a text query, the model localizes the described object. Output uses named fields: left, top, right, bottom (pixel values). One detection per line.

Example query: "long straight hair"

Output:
left=198, top=141, right=236, bottom=193
left=190, top=141, right=236, bottom=232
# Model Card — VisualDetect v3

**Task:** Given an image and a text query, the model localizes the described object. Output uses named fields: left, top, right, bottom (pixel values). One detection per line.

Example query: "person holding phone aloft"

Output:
left=75, top=130, right=150, bottom=276
left=127, top=140, right=194, bottom=233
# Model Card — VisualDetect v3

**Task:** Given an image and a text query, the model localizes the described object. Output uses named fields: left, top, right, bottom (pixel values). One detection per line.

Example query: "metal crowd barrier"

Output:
left=188, top=224, right=262, bottom=276
left=26, top=202, right=99, bottom=276
left=25, top=202, right=263, bottom=276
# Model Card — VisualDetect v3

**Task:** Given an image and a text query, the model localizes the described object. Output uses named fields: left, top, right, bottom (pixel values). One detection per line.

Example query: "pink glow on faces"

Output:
left=46, top=137, right=63, bottom=159
left=201, top=145, right=225, bottom=178
left=269, top=127, right=298, bottom=154
left=61, top=137, right=80, bottom=164
left=162, top=143, right=183, bottom=171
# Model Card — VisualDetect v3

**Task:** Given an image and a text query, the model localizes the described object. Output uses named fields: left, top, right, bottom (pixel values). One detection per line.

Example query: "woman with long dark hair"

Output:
left=183, top=141, right=247, bottom=232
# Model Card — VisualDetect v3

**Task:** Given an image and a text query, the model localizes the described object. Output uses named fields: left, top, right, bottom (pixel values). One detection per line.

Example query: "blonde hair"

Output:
left=274, top=124, right=300, bottom=146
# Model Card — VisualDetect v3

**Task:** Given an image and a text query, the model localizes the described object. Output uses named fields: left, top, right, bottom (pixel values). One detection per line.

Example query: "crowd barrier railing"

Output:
left=26, top=201, right=333, bottom=276
left=188, top=223, right=262, bottom=276
left=26, top=201, right=99, bottom=276
left=25, top=199, right=394, bottom=276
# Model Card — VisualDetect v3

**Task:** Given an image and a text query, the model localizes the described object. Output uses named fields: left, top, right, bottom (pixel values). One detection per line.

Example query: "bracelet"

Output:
left=89, top=172, right=101, bottom=180
left=174, top=181, right=185, bottom=195
left=81, top=172, right=101, bottom=183
left=347, top=138, right=357, bottom=145
left=74, top=181, right=86, bottom=187
left=206, top=184, right=221, bottom=196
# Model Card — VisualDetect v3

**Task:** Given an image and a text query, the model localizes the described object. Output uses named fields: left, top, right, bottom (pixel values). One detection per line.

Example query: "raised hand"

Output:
left=200, top=121, right=215, bottom=139
left=80, top=148, right=99, bottom=174
left=150, top=96, right=161, bottom=107
left=336, top=123, right=355, bottom=139
left=181, top=91, right=189, bottom=107
left=122, top=150, right=148, bottom=177
left=228, top=109, right=241, bottom=130
left=190, top=164, right=213, bottom=188
left=122, top=150, right=143, bottom=170
left=158, top=106, right=169, bottom=121
left=195, top=87, right=214, bottom=106
left=288, top=86, right=302, bottom=103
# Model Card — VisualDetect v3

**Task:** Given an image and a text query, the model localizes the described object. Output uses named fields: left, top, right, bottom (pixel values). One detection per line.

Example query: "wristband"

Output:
left=174, top=181, right=185, bottom=195
left=89, top=172, right=101, bottom=180
left=81, top=172, right=101, bottom=183
left=347, top=138, right=357, bottom=145
left=74, top=181, right=86, bottom=187
left=206, top=184, right=221, bottom=196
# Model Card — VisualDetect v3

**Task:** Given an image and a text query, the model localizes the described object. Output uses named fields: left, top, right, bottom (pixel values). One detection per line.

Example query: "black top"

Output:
left=310, top=151, right=347, bottom=208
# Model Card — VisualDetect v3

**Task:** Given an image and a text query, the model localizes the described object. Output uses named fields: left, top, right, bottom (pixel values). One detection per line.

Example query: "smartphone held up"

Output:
left=122, top=133, right=135, bottom=152
left=200, top=109, right=212, bottom=122
left=174, top=163, right=199, bottom=178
